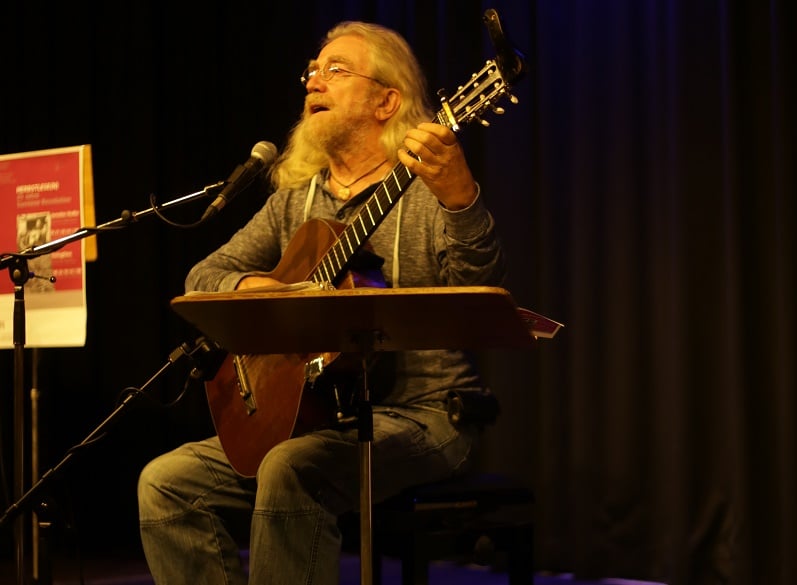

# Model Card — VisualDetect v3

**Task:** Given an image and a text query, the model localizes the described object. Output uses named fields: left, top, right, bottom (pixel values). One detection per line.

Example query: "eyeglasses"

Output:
left=300, top=62, right=385, bottom=88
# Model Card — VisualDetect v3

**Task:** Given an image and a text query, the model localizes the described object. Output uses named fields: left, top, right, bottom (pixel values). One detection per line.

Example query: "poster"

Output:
left=0, top=145, right=94, bottom=348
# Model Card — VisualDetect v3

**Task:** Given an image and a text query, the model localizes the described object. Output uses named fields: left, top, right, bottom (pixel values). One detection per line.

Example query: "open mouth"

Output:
left=307, top=102, right=330, bottom=115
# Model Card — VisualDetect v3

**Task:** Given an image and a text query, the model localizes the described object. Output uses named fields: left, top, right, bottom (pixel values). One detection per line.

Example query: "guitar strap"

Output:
left=304, top=173, right=404, bottom=286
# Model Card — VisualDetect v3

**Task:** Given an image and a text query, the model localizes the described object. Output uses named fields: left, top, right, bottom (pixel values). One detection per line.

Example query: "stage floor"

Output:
left=1, top=550, right=665, bottom=585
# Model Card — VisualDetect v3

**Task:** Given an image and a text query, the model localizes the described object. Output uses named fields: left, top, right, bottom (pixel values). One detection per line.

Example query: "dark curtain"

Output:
left=0, top=2, right=794, bottom=584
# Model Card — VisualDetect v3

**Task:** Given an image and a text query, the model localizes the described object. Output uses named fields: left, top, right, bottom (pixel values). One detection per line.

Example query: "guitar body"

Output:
left=205, top=218, right=385, bottom=477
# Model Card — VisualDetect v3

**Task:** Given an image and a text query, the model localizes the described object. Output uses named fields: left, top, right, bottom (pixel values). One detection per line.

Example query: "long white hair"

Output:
left=270, top=21, right=434, bottom=190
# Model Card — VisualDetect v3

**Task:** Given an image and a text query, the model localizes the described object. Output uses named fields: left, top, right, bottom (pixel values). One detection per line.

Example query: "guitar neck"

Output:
left=310, top=160, right=416, bottom=286
left=308, top=50, right=523, bottom=287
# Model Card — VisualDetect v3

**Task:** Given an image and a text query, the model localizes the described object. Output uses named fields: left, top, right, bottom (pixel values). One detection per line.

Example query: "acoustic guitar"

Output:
left=206, top=9, right=527, bottom=476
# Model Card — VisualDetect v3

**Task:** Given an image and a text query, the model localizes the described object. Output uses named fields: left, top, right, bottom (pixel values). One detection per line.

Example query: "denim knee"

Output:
left=254, top=441, right=318, bottom=511
left=137, top=454, right=180, bottom=521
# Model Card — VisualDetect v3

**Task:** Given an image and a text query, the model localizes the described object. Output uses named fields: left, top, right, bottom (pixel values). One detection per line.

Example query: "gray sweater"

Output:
left=186, top=173, right=506, bottom=406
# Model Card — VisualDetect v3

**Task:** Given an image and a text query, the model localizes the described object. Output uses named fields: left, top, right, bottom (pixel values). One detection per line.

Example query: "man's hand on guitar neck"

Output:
left=398, top=122, right=479, bottom=211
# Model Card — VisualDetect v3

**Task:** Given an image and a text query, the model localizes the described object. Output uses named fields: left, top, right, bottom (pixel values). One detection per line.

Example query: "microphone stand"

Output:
left=0, top=180, right=223, bottom=585
left=0, top=336, right=224, bottom=578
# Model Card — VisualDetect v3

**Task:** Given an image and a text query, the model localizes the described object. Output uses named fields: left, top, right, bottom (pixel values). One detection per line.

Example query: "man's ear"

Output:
left=375, top=88, right=401, bottom=121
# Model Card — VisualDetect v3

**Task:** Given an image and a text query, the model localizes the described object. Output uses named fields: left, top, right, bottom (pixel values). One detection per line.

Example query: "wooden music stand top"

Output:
left=170, top=285, right=562, bottom=355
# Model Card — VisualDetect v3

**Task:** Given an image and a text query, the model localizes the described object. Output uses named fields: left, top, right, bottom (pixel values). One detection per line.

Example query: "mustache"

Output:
left=304, top=96, right=331, bottom=113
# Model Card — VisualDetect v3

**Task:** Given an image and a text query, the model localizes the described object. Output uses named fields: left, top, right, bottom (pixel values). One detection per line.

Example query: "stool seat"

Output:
left=354, top=472, right=535, bottom=585
left=378, top=471, right=533, bottom=513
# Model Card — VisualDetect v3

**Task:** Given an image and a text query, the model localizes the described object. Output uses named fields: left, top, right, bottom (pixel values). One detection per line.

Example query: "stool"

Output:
left=359, top=472, right=535, bottom=585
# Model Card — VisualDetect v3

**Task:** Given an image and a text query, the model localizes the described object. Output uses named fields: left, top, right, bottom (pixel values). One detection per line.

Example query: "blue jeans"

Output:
left=138, top=403, right=475, bottom=584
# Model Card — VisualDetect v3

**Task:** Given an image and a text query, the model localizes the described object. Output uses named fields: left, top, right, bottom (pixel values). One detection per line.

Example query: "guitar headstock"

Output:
left=436, top=8, right=528, bottom=131
left=483, top=8, right=527, bottom=87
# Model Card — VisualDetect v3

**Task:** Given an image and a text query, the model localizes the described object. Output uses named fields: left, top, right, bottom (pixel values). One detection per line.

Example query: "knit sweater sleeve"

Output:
left=184, top=191, right=291, bottom=293
left=436, top=184, right=507, bottom=287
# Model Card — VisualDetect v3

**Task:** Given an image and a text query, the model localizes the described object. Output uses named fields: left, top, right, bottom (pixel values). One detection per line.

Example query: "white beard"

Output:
left=300, top=99, right=375, bottom=160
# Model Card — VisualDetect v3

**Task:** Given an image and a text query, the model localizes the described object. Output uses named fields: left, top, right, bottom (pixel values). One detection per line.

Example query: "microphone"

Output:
left=202, top=141, right=278, bottom=220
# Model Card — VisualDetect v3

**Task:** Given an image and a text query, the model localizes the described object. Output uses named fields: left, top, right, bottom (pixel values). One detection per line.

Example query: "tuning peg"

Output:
left=492, top=106, right=506, bottom=115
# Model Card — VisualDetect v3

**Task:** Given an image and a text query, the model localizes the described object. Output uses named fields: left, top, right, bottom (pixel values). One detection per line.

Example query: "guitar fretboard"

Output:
left=309, top=162, right=416, bottom=286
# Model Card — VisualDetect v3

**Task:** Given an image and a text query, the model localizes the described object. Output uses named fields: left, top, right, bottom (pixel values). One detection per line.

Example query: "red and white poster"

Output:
left=0, top=145, right=94, bottom=348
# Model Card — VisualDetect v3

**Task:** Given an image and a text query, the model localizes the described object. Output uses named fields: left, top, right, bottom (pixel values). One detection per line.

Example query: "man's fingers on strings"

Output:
left=399, top=147, right=423, bottom=170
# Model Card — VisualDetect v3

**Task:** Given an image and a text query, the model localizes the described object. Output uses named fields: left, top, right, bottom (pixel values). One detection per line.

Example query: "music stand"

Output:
left=170, top=285, right=561, bottom=585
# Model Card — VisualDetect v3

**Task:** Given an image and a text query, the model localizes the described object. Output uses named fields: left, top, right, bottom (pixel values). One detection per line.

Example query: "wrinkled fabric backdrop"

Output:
left=0, top=2, right=794, bottom=584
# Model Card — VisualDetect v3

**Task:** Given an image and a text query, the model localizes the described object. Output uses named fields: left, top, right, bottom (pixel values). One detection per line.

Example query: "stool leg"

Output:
left=371, top=550, right=382, bottom=585
left=400, top=532, right=430, bottom=585
left=507, top=523, right=534, bottom=585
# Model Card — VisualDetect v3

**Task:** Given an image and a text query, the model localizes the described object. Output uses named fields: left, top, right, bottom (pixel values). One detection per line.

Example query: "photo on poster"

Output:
left=16, top=212, right=55, bottom=293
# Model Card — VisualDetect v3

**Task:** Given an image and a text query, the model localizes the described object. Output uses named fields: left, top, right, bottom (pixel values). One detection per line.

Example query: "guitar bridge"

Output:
left=304, top=356, right=325, bottom=385
left=233, top=355, right=257, bottom=415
